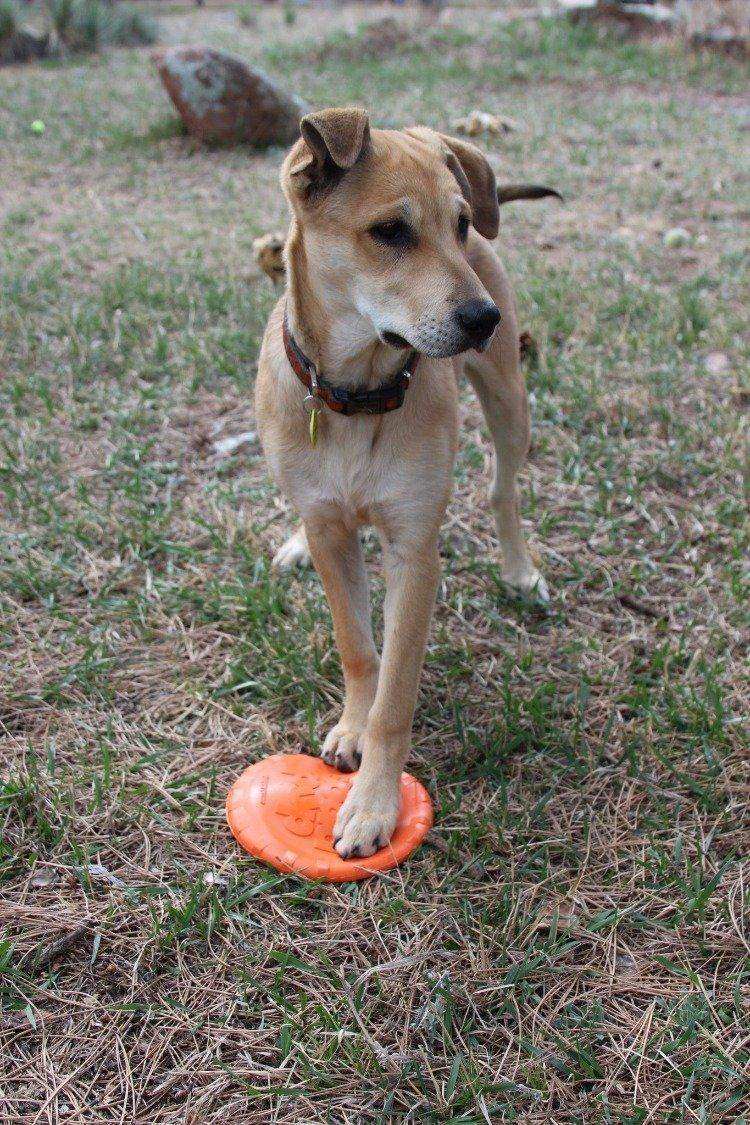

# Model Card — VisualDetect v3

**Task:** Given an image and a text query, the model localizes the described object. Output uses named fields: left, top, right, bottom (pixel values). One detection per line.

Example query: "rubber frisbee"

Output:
left=226, top=753, right=433, bottom=882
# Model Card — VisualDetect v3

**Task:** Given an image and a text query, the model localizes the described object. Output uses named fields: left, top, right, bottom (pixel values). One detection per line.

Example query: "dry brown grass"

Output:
left=1, top=3, right=748, bottom=1121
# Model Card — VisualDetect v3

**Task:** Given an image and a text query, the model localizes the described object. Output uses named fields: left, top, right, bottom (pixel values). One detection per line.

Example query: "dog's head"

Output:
left=281, top=107, right=501, bottom=358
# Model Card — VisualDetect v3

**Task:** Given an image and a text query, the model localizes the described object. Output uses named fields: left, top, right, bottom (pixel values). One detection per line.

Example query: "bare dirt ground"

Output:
left=1, top=2, right=748, bottom=1120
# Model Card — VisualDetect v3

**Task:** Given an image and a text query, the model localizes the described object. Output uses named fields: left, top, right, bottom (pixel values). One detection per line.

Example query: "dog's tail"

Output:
left=497, top=184, right=563, bottom=206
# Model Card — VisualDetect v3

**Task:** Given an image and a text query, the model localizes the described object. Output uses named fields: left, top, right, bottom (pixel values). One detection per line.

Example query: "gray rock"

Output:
left=690, top=28, right=748, bottom=59
left=153, top=46, right=307, bottom=147
left=560, top=0, right=676, bottom=31
left=0, top=27, right=53, bottom=66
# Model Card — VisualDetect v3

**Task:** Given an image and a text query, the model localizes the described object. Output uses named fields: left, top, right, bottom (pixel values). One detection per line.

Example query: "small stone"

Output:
left=704, top=352, right=729, bottom=375
left=203, top=872, right=229, bottom=887
left=212, top=431, right=257, bottom=456
left=663, top=227, right=691, bottom=248
left=30, top=869, right=59, bottom=888
left=153, top=47, right=308, bottom=147
left=86, top=863, right=126, bottom=888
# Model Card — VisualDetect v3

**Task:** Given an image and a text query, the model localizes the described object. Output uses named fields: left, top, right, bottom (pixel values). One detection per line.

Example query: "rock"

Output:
left=560, top=0, right=676, bottom=32
left=0, top=27, right=53, bottom=66
left=690, top=28, right=748, bottom=59
left=86, top=863, right=127, bottom=889
left=663, top=226, right=691, bottom=248
left=558, top=0, right=598, bottom=13
left=212, top=431, right=257, bottom=456
left=153, top=47, right=307, bottom=147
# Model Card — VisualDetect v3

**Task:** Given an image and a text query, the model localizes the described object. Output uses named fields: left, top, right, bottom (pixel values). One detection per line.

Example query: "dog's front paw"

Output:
left=321, top=722, right=363, bottom=773
left=501, top=563, right=550, bottom=604
left=333, top=775, right=400, bottom=860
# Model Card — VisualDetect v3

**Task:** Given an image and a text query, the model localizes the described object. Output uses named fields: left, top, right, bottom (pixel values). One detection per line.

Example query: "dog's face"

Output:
left=281, top=107, right=501, bottom=358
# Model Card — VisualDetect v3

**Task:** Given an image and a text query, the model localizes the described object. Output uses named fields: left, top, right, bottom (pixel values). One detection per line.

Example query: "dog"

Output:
left=255, top=107, right=552, bottom=860
left=252, top=230, right=287, bottom=286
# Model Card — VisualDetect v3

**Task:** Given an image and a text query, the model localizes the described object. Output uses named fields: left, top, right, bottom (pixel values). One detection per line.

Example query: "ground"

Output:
left=1, top=2, right=748, bottom=1121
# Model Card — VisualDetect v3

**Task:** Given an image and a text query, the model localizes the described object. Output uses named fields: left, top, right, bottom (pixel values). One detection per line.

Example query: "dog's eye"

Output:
left=368, top=220, right=415, bottom=248
left=457, top=213, right=470, bottom=241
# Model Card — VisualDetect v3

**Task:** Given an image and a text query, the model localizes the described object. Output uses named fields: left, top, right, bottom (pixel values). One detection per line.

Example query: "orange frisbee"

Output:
left=226, top=753, right=433, bottom=882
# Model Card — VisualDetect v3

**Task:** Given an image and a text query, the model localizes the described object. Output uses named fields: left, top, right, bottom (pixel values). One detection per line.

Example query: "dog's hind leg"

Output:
left=272, top=524, right=312, bottom=571
left=464, top=237, right=549, bottom=602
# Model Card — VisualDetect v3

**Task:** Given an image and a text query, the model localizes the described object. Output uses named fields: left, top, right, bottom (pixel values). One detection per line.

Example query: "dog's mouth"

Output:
left=381, top=330, right=411, bottom=350
left=380, top=326, right=496, bottom=358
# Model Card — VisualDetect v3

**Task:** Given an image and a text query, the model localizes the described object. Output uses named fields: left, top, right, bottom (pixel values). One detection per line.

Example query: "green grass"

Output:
left=0, top=0, right=18, bottom=42
left=46, top=0, right=158, bottom=52
left=1, top=3, right=748, bottom=1121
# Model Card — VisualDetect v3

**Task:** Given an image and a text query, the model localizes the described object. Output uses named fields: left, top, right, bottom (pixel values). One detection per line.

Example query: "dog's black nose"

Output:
left=454, top=300, right=501, bottom=343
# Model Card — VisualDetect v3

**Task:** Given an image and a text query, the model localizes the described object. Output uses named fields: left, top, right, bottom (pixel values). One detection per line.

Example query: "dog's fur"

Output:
left=255, top=107, right=548, bottom=859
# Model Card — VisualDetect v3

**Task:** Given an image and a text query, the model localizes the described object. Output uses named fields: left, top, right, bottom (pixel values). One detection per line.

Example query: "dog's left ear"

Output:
left=289, top=107, right=371, bottom=187
left=405, top=127, right=500, bottom=239
left=440, top=134, right=500, bottom=240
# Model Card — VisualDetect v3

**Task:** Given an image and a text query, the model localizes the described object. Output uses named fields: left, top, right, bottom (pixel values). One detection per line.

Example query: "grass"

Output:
left=1, top=2, right=749, bottom=1120
left=46, top=0, right=158, bottom=51
left=0, top=0, right=18, bottom=42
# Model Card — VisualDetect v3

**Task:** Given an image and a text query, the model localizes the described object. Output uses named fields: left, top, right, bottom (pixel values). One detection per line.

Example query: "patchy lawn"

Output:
left=1, top=3, right=748, bottom=1120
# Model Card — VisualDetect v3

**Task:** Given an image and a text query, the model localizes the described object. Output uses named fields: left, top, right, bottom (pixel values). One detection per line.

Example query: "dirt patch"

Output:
left=306, top=16, right=416, bottom=65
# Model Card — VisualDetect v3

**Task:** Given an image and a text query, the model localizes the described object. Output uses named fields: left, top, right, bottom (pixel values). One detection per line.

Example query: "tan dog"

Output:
left=252, top=231, right=287, bottom=286
left=256, top=107, right=549, bottom=860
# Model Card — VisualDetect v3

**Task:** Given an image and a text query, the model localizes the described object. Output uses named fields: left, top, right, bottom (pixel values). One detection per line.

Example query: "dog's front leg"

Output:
left=333, top=531, right=440, bottom=860
left=305, top=518, right=380, bottom=773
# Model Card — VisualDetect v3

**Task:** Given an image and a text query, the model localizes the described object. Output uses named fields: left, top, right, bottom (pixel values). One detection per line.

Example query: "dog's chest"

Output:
left=259, top=350, right=459, bottom=531
left=273, top=407, right=453, bottom=533
left=292, top=415, right=395, bottom=519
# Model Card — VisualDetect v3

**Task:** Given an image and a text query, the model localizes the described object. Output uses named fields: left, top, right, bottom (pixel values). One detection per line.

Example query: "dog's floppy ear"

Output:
left=440, top=134, right=500, bottom=240
left=289, top=106, right=371, bottom=188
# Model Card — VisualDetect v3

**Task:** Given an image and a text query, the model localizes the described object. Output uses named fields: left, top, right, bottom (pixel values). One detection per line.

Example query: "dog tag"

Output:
left=309, top=408, right=319, bottom=447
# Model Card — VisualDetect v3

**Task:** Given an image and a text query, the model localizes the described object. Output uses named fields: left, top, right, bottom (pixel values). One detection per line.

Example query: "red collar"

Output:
left=282, top=310, right=419, bottom=417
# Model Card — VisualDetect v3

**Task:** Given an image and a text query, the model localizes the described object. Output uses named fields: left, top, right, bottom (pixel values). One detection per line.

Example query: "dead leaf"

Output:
left=452, top=110, right=519, bottom=137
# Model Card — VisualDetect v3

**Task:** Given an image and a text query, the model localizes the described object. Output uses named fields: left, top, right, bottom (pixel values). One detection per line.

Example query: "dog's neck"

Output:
left=284, top=222, right=409, bottom=390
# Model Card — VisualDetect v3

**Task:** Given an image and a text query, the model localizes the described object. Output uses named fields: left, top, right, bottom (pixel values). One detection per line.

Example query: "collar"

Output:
left=282, top=309, right=419, bottom=417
